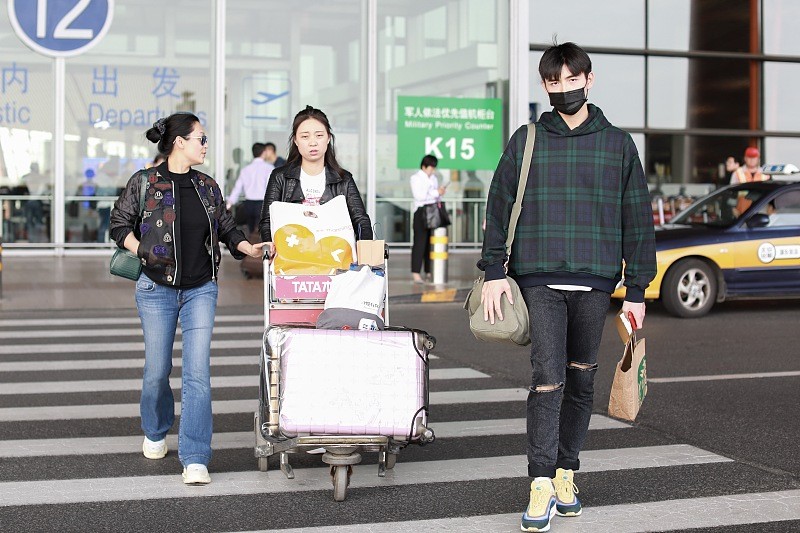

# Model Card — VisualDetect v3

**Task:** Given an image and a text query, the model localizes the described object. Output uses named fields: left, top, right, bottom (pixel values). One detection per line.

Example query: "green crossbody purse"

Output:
left=109, top=174, right=148, bottom=281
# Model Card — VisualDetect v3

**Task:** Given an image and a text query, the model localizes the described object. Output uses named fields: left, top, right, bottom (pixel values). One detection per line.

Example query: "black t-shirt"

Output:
left=171, top=169, right=212, bottom=288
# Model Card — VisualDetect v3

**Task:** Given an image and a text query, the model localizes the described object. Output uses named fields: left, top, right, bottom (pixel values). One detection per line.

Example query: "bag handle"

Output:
left=505, top=123, right=536, bottom=262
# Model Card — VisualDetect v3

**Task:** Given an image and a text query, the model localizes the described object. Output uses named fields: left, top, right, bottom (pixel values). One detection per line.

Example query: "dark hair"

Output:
left=421, top=155, right=438, bottom=168
left=538, top=41, right=592, bottom=82
left=251, top=142, right=266, bottom=158
left=145, top=112, right=201, bottom=156
left=264, top=142, right=277, bottom=152
left=286, top=105, right=346, bottom=179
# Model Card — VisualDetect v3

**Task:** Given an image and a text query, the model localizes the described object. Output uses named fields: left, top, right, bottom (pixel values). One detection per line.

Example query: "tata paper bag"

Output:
left=608, top=314, right=648, bottom=422
left=269, top=195, right=357, bottom=275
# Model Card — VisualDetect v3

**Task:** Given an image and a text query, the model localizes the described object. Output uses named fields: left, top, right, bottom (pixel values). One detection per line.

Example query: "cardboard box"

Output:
left=356, top=239, right=386, bottom=267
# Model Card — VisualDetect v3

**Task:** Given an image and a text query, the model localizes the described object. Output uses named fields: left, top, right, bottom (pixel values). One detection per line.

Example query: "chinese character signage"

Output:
left=397, top=95, right=503, bottom=170
left=85, top=65, right=208, bottom=129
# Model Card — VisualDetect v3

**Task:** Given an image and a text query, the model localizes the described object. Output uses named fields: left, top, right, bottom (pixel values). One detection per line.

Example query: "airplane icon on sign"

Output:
left=251, top=90, right=289, bottom=105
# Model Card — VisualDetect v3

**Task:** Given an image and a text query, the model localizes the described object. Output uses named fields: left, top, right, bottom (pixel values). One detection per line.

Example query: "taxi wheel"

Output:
left=662, top=259, right=717, bottom=318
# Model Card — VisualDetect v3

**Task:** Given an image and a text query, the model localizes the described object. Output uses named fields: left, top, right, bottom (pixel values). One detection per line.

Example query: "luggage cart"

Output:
left=254, top=249, right=435, bottom=501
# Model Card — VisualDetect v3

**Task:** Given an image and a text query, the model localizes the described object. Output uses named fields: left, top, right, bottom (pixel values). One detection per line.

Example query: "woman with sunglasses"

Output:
left=258, top=105, right=373, bottom=255
left=109, top=112, right=266, bottom=485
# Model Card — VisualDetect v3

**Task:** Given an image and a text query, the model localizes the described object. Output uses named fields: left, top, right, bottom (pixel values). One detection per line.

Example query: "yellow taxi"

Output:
left=614, top=165, right=800, bottom=317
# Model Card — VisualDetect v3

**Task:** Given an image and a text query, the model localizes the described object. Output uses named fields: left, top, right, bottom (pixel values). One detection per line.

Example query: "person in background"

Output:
left=730, top=147, right=770, bottom=184
left=479, top=41, right=656, bottom=532
left=22, top=163, right=48, bottom=242
left=725, top=155, right=740, bottom=175
left=146, top=153, right=166, bottom=169
left=258, top=105, right=373, bottom=257
left=263, top=142, right=286, bottom=169
left=226, top=143, right=274, bottom=233
left=109, top=112, right=266, bottom=486
left=409, top=154, right=445, bottom=284
left=95, top=156, right=121, bottom=243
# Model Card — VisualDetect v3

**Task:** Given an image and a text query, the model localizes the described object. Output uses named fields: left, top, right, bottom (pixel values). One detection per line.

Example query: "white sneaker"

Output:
left=182, top=463, right=211, bottom=485
left=142, top=437, right=167, bottom=459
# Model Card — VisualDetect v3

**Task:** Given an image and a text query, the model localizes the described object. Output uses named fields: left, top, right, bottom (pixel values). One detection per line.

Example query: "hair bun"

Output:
left=153, top=118, right=166, bottom=136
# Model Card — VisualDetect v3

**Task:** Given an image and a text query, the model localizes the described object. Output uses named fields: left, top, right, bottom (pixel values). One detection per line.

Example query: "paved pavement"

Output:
left=1, top=302, right=799, bottom=531
left=0, top=248, right=481, bottom=311
left=2, top=249, right=800, bottom=531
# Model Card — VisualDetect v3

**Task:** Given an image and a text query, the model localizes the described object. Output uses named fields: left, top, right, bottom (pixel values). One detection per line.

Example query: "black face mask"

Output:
left=548, top=86, right=588, bottom=115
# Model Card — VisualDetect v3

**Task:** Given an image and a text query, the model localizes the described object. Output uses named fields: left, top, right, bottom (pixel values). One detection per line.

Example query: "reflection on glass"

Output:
left=63, top=0, right=215, bottom=244
left=648, top=0, right=690, bottom=50
left=671, top=186, right=768, bottom=227
left=0, top=31, right=54, bottom=244
left=765, top=137, right=800, bottom=167
left=764, top=62, right=800, bottom=132
left=530, top=0, right=644, bottom=48
left=764, top=0, right=800, bottom=55
left=376, top=0, right=507, bottom=244
left=647, top=57, right=688, bottom=129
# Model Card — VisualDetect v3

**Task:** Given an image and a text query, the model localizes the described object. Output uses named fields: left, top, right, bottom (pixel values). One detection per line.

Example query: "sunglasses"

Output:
left=177, top=135, right=208, bottom=146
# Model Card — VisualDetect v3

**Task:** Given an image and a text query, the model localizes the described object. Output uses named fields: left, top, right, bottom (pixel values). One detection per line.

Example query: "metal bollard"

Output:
left=429, top=227, right=448, bottom=285
left=0, top=234, right=3, bottom=300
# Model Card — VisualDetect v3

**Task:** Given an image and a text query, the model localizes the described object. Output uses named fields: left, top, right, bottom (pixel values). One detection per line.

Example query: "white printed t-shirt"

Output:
left=300, top=168, right=326, bottom=206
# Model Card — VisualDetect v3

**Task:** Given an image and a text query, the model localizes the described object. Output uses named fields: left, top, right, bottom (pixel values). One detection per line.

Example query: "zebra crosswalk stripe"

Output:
left=268, top=490, right=800, bottom=533
left=0, top=445, right=730, bottom=507
left=0, top=416, right=630, bottom=458
left=0, top=368, right=489, bottom=395
left=0, top=389, right=529, bottom=422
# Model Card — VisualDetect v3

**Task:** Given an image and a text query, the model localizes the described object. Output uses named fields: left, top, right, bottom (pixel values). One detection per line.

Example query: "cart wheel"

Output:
left=257, top=457, right=269, bottom=472
left=332, top=465, right=351, bottom=502
left=424, top=335, right=436, bottom=351
left=385, top=452, right=397, bottom=470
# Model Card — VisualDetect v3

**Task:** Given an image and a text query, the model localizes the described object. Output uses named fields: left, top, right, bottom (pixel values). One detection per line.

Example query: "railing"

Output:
left=1, top=195, right=490, bottom=249
left=375, top=197, right=486, bottom=249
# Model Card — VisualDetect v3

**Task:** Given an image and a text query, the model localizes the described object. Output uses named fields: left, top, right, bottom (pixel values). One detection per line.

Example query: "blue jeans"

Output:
left=521, top=286, right=610, bottom=479
left=135, top=273, right=218, bottom=467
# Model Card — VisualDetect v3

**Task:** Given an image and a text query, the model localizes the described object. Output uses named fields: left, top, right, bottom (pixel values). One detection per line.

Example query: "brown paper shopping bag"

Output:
left=608, top=328, right=648, bottom=422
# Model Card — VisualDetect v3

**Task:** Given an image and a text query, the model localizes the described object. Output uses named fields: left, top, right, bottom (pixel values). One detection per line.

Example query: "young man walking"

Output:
left=478, top=42, right=656, bottom=532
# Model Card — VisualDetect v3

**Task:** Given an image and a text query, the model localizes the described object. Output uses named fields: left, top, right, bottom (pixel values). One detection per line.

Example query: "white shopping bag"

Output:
left=270, top=195, right=357, bottom=275
left=317, top=265, right=386, bottom=330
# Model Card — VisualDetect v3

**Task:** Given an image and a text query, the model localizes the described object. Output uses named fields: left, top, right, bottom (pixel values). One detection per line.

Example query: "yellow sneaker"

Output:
left=520, top=478, right=556, bottom=532
left=553, top=467, right=582, bottom=516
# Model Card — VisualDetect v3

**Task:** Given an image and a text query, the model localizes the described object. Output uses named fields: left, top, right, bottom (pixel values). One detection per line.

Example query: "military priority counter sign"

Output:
left=397, top=95, right=502, bottom=170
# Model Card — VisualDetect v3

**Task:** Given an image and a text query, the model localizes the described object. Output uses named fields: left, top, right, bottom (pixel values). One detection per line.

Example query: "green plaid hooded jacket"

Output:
left=478, top=105, right=656, bottom=302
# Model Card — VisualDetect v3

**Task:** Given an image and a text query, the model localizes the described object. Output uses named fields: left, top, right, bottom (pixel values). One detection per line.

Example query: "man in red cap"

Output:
left=730, top=146, right=770, bottom=184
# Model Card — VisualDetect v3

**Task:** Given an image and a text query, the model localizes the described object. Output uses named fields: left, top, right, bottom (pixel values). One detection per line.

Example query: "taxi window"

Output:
left=763, top=189, right=800, bottom=227
left=673, top=187, right=767, bottom=227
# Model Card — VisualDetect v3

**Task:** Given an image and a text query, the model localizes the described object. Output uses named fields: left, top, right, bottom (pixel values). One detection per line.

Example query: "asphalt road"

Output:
left=0, top=298, right=799, bottom=532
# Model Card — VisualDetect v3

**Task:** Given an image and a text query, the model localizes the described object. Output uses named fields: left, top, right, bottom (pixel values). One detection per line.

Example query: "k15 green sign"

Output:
left=397, top=96, right=503, bottom=170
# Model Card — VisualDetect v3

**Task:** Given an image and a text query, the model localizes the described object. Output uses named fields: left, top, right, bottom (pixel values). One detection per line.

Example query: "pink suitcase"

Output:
left=266, top=327, right=429, bottom=439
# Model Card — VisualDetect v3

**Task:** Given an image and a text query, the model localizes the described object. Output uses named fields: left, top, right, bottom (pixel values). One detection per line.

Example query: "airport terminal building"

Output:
left=1, top=0, right=799, bottom=251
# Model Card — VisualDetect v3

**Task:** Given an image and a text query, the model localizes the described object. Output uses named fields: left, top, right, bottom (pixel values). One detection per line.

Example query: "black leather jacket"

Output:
left=258, top=163, right=373, bottom=242
left=109, top=164, right=246, bottom=286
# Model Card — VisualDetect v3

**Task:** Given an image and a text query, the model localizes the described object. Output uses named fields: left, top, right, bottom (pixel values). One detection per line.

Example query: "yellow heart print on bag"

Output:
left=273, top=224, right=354, bottom=274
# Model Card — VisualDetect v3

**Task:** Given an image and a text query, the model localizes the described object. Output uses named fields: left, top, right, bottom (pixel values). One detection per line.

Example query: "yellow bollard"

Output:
left=429, top=227, right=448, bottom=284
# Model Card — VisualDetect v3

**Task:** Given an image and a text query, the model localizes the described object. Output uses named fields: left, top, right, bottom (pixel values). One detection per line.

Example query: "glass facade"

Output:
left=2, top=0, right=799, bottom=250
left=0, top=19, right=54, bottom=245
left=531, top=0, right=800, bottom=204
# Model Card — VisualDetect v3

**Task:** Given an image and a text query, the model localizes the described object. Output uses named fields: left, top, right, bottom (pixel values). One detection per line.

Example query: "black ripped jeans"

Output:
left=521, top=285, right=611, bottom=478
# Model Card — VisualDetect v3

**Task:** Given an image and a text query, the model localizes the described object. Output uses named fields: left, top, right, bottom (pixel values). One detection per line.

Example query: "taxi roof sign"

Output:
left=763, top=163, right=799, bottom=175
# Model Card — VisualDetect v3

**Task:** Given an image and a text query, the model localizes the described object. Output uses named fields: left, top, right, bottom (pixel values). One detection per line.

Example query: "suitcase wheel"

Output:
left=331, top=465, right=352, bottom=502
left=424, top=335, right=436, bottom=351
